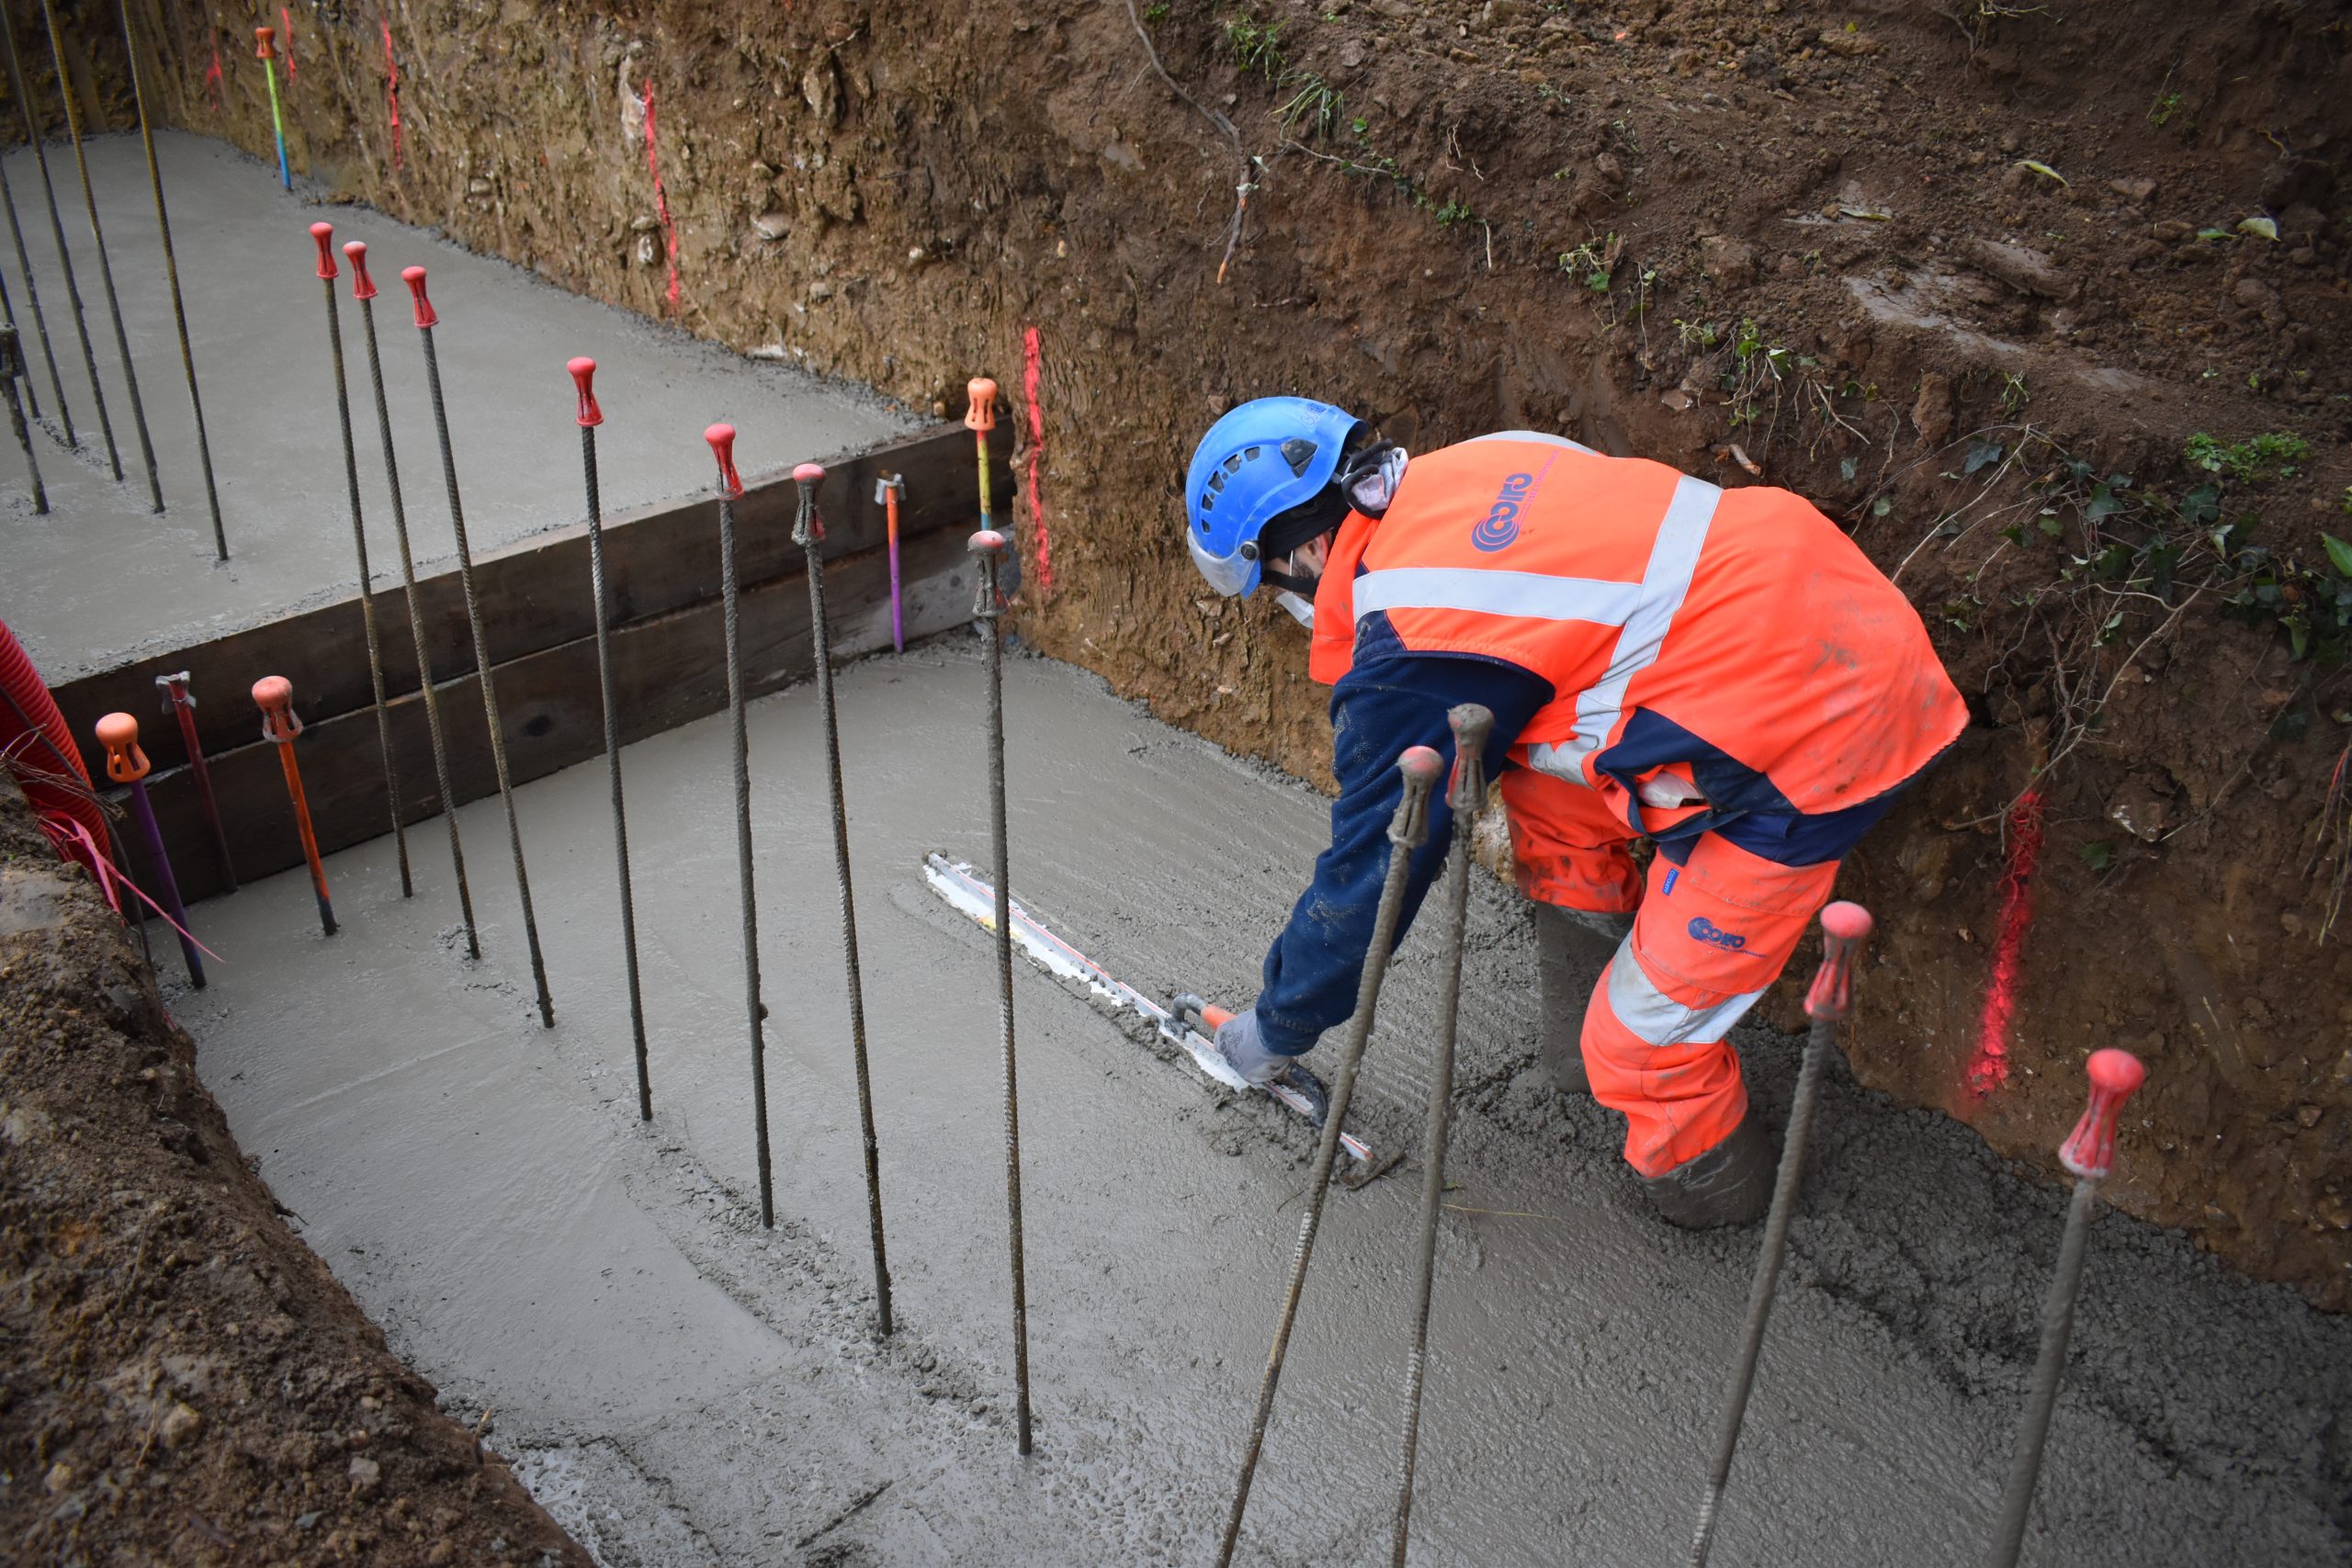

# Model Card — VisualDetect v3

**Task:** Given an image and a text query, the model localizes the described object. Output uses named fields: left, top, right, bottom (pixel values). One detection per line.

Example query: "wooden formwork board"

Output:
left=52, top=422, right=1012, bottom=904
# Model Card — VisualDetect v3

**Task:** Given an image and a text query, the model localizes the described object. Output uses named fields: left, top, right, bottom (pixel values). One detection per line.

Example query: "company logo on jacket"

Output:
left=1472, top=471, right=1537, bottom=552
left=1687, top=917, right=1747, bottom=951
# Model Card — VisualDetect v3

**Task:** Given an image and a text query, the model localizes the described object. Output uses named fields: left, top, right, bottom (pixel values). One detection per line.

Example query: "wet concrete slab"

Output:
left=169, top=642, right=2352, bottom=1566
left=0, top=130, right=911, bottom=679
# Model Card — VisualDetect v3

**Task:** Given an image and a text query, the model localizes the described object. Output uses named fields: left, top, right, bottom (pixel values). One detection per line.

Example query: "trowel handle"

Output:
left=1170, top=994, right=1235, bottom=1033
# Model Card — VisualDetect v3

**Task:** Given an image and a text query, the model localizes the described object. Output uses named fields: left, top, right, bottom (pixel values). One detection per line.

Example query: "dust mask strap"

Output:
left=1272, top=590, right=1316, bottom=629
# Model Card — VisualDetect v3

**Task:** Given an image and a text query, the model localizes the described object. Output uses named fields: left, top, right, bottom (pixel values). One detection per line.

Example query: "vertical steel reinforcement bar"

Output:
left=0, top=0, right=107, bottom=468
left=798, top=460, right=896, bottom=1337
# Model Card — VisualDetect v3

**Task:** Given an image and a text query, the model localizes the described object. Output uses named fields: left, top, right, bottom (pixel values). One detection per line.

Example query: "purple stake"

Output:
left=96, top=711, right=205, bottom=987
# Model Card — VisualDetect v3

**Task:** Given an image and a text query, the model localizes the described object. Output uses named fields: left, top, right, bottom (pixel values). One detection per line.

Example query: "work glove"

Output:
left=1212, top=1008, right=1331, bottom=1128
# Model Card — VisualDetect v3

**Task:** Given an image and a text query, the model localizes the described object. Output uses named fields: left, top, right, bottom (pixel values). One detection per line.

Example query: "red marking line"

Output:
left=1022, top=325, right=1052, bottom=594
left=1967, top=789, right=2044, bottom=1098
left=642, top=81, right=680, bottom=311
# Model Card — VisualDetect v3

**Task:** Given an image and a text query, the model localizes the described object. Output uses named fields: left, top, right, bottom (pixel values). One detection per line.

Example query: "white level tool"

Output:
left=922, top=853, right=1373, bottom=1164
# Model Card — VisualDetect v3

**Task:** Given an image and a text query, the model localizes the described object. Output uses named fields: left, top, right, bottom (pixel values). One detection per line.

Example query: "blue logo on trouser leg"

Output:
left=1686, top=916, right=1746, bottom=951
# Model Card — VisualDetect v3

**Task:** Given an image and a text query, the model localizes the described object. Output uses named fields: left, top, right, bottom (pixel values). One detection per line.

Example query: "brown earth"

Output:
left=0, top=775, right=591, bottom=1566
left=14, top=1, right=2351, bottom=1303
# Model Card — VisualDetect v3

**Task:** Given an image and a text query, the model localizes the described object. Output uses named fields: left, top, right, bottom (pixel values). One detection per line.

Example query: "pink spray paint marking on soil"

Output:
left=642, top=82, right=680, bottom=311
left=382, top=18, right=402, bottom=170
left=1023, top=326, right=1052, bottom=594
left=204, top=40, right=223, bottom=113
left=1966, top=789, right=2045, bottom=1098
left=281, top=9, right=296, bottom=79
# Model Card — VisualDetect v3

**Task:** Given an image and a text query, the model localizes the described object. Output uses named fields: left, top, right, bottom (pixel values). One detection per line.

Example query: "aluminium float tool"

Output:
left=922, top=854, right=1372, bottom=1165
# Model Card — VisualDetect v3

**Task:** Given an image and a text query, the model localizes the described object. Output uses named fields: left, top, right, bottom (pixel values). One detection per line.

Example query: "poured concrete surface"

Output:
left=172, top=645, right=2352, bottom=1566
left=0, top=131, right=910, bottom=678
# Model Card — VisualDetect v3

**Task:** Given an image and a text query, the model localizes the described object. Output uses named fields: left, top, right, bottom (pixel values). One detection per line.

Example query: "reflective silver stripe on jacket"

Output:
left=1351, top=568, right=1643, bottom=626
left=1466, top=430, right=1601, bottom=456
left=1527, top=472, right=1722, bottom=785
left=1605, top=941, right=1764, bottom=1045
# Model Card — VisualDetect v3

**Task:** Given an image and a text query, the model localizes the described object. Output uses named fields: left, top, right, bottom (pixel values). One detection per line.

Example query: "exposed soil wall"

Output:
left=0, top=775, right=589, bottom=1563
left=35, top=1, right=2351, bottom=1302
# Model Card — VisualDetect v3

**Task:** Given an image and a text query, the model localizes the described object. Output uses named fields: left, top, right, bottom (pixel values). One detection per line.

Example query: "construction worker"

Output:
left=1185, top=399, right=1966, bottom=1227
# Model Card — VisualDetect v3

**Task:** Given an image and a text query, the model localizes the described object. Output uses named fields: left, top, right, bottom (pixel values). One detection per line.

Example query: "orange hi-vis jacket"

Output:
left=1307, top=432, right=1968, bottom=847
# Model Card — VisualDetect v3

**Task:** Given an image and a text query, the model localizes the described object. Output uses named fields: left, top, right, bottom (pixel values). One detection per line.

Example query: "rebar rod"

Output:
left=155, top=672, right=232, bottom=891
left=1686, top=903, right=1873, bottom=1568
left=407, top=270, right=553, bottom=1028
left=0, top=324, right=45, bottom=510
left=1216, top=745, right=1442, bottom=1568
left=314, top=230, right=409, bottom=896
left=0, top=265, right=36, bottom=422
left=38, top=0, right=154, bottom=505
left=348, top=245, right=478, bottom=956
left=122, top=0, right=223, bottom=557
left=799, top=461, right=896, bottom=1337
left=575, top=360, right=650, bottom=1121
left=707, top=424, right=774, bottom=1225
left=0, top=0, right=109, bottom=470
left=972, top=529, right=1029, bottom=1450
left=1389, top=705, right=1490, bottom=1566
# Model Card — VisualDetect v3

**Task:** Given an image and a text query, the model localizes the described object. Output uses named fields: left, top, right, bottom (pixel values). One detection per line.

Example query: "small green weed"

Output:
left=1276, top=72, right=1343, bottom=141
left=2148, top=91, right=2182, bottom=127
left=1224, top=15, right=1285, bottom=79
left=2184, top=430, right=2310, bottom=482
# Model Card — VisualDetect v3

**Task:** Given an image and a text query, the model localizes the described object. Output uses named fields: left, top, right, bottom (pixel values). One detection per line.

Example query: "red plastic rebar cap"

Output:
left=1819, top=901, right=1874, bottom=944
left=705, top=424, right=743, bottom=497
left=310, top=221, right=338, bottom=280
left=2086, top=1047, right=2146, bottom=1099
left=254, top=26, right=276, bottom=60
left=965, top=376, right=999, bottom=433
left=793, top=462, right=825, bottom=485
left=1398, top=745, right=1445, bottom=784
left=400, top=265, right=437, bottom=328
left=95, top=712, right=149, bottom=784
left=343, top=240, right=378, bottom=300
left=568, top=357, right=602, bottom=428
left=968, top=528, right=1007, bottom=553
left=251, top=675, right=294, bottom=711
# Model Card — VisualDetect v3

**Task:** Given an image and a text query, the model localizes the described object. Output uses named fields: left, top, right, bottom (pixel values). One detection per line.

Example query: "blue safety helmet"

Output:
left=1184, top=398, right=1363, bottom=597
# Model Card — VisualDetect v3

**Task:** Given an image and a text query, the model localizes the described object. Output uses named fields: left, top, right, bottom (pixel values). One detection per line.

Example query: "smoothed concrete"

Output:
left=0, top=131, right=910, bottom=678
left=174, top=644, right=2352, bottom=1566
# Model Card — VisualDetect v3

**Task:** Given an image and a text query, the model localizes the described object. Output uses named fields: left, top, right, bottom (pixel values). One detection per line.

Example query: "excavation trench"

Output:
left=165, top=646, right=2349, bottom=1566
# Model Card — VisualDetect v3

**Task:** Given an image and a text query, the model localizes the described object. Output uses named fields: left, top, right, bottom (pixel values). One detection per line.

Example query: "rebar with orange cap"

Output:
left=708, top=423, right=775, bottom=1224
left=123, top=0, right=224, bottom=558
left=313, top=222, right=412, bottom=897
left=1685, top=900, right=1876, bottom=1568
left=875, top=471, right=905, bottom=652
left=254, top=675, right=335, bottom=937
left=95, top=710, right=204, bottom=987
left=575, top=358, right=651, bottom=1121
left=155, top=671, right=233, bottom=891
left=345, top=240, right=479, bottom=956
left=1216, top=744, right=1442, bottom=1567
left=40, top=0, right=161, bottom=513
left=406, top=264, right=554, bottom=1029
left=796, top=460, right=895, bottom=1337
left=254, top=25, right=291, bottom=188
left=1984, top=1048, right=2148, bottom=1568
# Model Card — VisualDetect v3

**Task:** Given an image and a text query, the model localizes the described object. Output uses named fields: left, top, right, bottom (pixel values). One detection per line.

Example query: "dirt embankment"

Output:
left=0, top=777, right=589, bottom=1564
left=62, top=0, right=2352, bottom=1303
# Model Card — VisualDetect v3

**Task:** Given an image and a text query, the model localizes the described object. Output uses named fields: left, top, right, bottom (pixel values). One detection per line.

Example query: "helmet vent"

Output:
left=1280, top=438, right=1317, bottom=476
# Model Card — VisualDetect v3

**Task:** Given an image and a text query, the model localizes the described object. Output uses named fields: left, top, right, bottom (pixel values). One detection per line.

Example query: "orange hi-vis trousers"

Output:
left=1502, top=768, right=1842, bottom=1177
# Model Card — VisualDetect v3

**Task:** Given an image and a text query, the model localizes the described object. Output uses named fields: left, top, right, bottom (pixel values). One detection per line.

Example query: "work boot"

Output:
left=1640, top=1114, right=1777, bottom=1229
left=1533, top=903, right=1631, bottom=1097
